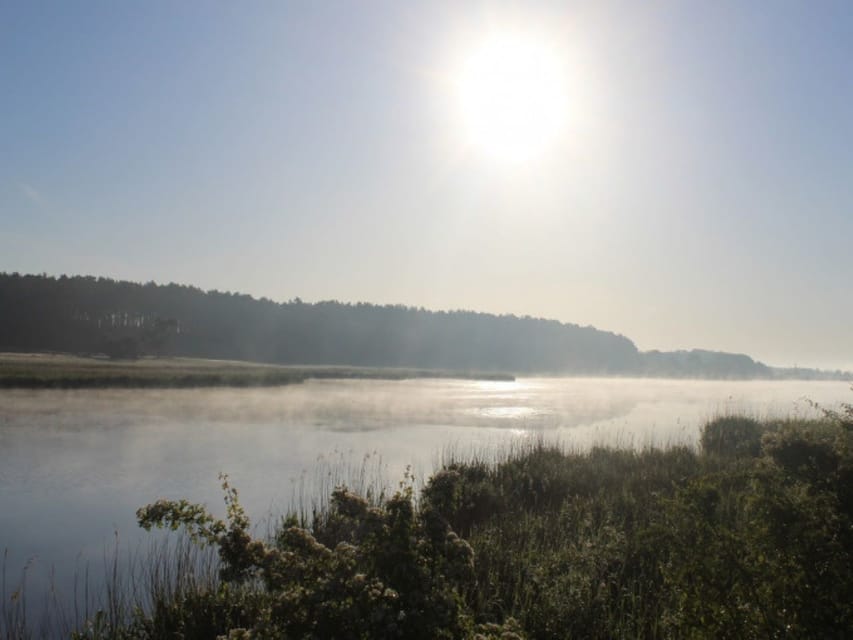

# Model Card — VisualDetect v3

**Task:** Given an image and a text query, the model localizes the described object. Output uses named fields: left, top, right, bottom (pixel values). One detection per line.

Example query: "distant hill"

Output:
left=0, top=272, right=834, bottom=379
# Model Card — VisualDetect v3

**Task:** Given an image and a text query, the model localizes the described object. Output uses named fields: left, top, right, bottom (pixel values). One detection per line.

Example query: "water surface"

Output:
left=1, top=377, right=849, bottom=615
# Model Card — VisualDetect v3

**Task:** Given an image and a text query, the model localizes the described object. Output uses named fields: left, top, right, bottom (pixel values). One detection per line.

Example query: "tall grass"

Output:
left=5, top=411, right=853, bottom=638
left=284, top=449, right=391, bottom=529
left=1, top=537, right=218, bottom=640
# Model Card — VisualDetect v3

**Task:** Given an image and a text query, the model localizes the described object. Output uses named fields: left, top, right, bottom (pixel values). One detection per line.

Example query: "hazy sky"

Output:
left=2, top=1, right=852, bottom=369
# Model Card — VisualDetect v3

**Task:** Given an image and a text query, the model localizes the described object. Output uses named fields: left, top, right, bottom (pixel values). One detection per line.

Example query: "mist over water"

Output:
left=1, top=377, right=850, bottom=618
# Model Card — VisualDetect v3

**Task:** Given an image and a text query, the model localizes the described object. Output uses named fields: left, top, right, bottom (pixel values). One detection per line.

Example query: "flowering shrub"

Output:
left=126, top=406, right=853, bottom=639
left=136, top=475, right=523, bottom=639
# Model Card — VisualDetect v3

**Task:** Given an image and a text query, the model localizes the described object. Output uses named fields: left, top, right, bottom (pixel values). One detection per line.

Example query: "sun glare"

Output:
left=456, top=31, right=568, bottom=164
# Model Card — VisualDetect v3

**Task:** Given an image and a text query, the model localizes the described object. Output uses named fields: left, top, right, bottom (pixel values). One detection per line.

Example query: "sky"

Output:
left=2, top=1, right=852, bottom=370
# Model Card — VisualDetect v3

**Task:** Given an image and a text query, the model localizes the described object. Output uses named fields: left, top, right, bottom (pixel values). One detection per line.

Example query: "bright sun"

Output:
left=456, top=31, right=568, bottom=164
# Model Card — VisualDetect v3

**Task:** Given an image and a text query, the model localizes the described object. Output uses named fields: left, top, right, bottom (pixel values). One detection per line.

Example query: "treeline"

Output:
left=0, top=272, right=775, bottom=378
left=643, top=347, right=771, bottom=378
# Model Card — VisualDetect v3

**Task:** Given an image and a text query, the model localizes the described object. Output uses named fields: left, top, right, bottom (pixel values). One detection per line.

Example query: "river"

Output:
left=0, top=377, right=849, bottom=624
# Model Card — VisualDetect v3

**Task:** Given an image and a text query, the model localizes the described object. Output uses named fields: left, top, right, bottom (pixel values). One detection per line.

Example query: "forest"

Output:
left=0, top=272, right=797, bottom=379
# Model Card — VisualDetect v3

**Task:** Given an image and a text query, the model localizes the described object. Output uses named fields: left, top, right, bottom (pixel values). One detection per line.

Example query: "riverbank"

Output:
left=0, top=352, right=514, bottom=388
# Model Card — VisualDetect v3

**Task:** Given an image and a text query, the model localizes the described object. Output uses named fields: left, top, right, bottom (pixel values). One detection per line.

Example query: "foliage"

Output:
left=134, top=475, right=522, bottom=639
left=48, top=408, right=853, bottom=639
left=5, top=272, right=848, bottom=377
left=0, top=271, right=648, bottom=375
left=699, top=415, right=763, bottom=458
left=0, top=353, right=508, bottom=389
left=421, top=421, right=853, bottom=639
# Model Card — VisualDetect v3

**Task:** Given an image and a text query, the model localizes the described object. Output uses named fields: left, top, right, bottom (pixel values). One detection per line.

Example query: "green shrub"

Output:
left=700, top=415, right=763, bottom=458
left=421, top=464, right=503, bottom=538
left=59, top=415, right=853, bottom=639
left=135, top=475, right=523, bottom=640
left=763, top=423, right=839, bottom=481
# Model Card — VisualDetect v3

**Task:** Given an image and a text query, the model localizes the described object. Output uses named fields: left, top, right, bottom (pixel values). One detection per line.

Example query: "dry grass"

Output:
left=0, top=352, right=513, bottom=388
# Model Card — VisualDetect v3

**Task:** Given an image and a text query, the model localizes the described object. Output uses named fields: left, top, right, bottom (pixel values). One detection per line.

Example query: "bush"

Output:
left=61, top=414, right=853, bottom=639
left=700, top=415, right=763, bottom=458
left=134, top=475, right=523, bottom=640
left=421, top=464, right=503, bottom=538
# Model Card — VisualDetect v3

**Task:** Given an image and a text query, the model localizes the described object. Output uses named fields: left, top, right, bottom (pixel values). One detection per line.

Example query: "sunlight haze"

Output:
left=453, top=28, right=570, bottom=163
left=2, top=1, right=852, bottom=369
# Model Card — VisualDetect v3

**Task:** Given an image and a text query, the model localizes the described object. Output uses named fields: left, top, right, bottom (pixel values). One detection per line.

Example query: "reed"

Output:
left=4, top=411, right=851, bottom=638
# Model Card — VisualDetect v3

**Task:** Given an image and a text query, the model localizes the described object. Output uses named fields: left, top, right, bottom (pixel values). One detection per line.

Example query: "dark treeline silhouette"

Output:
left=642, top=348, right=771, bottom=378
left=0, top=273, right=778, bottom=378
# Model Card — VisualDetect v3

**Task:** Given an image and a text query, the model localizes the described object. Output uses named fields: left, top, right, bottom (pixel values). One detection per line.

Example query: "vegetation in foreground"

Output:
left=4, top=402, right=853, bottom=639
left=0, top=352, right=512, bottom=389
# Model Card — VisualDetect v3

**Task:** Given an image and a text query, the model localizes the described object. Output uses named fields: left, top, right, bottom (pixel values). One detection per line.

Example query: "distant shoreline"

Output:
left=1, top=352, right=849, bottom=390
left=4, top=273, right=851, bottom=382
left=0, top=352, right=515, bottom=389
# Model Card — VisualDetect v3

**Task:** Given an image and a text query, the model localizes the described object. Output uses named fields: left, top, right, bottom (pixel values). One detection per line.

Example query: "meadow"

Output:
left=3, top=401, right=851, bottom=639
left=0, top=353, right=512, bottom=389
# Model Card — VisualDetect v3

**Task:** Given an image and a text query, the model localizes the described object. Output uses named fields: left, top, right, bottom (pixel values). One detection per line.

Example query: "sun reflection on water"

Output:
left=476, top=406, right=540, bottom=419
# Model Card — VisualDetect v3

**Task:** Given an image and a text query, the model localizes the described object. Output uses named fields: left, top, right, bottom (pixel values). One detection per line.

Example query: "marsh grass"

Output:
left=1, top=537, right=219, bottom=640
left=4, top=411, right=853, bottom=638
left=0, top=353, right=512, bottom=389
left=284, top=449, right=392, bottom=529
left=421, top=416, right=853, bottom=638
left=2, top=550, right=30, bottom=640
left=1, top=451, right=390, bottom=640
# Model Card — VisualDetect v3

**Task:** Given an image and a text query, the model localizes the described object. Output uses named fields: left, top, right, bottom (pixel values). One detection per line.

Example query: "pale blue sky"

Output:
left=2, top=1, right=852, bottom=369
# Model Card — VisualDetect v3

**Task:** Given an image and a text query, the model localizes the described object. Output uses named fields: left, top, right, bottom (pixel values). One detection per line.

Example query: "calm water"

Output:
left=1, top=377, right=850, bottom=615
